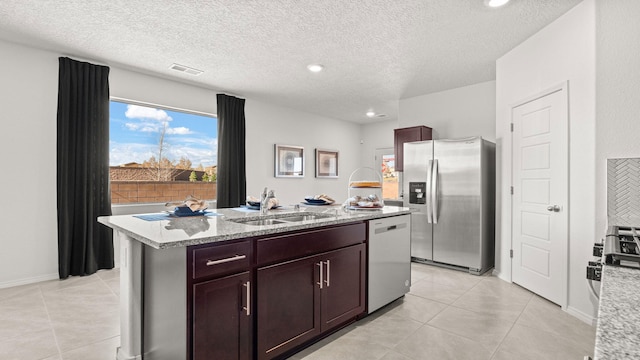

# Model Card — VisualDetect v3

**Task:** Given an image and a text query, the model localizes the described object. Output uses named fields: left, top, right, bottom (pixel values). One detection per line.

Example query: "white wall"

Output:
left=0, top=40, right=59, bottom=287
left=109, top=68, right=218, bottom=116
left=495, top=0, right=596, bottom=323
left=0, top=39, right=363, bottom=288
left=245, top=100, right=361, bottom=205
left=399, top=81, right=497, bottom=142
left=595, top=0, right=640, bottom=233
left=358, top=120, right=398, bottom=170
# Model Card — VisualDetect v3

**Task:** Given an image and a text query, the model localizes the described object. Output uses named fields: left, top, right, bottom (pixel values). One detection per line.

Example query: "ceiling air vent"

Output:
left=169, top=63, right=203, bottom=76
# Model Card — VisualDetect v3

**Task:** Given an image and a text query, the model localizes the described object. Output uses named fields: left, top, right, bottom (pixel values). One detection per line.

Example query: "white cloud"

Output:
left=125, top=123, right=140, bottom=131
left=109, top=142, right=157, bottom=166
left=166, top=127, right=192, bottom=135
left=140, top=125, right=160, bottom=132
left=125, top=105, right=172, bottom=122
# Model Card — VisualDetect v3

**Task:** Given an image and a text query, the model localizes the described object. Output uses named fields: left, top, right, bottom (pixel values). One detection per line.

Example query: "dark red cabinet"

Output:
left=394, top=125, right=432, bottom=171
left=188, top=223, right=367, bottom=360
left=256, top=243, right=366, bottom=360
left=256, top=256, right=321, bottom=359
left=188, top=240, right=253, bottom=360
left=320, top=244, right=366, bottom=333
left=193, top=272, right=252, bottom=360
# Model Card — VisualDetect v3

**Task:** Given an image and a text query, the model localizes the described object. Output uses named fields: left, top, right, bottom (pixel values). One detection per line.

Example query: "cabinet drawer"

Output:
left=192, top=241, right=252, bottom=279
left=257, top=222, right=366, bottom=266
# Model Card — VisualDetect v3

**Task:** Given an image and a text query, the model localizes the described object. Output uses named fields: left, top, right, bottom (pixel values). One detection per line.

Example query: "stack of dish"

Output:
left=302, top=194, right=335, bottom=206
left=171, top=206, right=210, bottom=217
left=165, top=196, right=209, bottom=216
left=344, top=194, right=384, bottom=210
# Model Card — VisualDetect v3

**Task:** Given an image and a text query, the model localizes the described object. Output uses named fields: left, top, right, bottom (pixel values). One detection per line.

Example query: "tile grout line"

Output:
left=426, top=276, right=508, bottom=359
left=38, top=284, right=64, bottom=359
left=98, top=272, right=120, bottom=298
left=486, top=290, right=535, bottom=359
left=38, top=272, right=121, bottom=357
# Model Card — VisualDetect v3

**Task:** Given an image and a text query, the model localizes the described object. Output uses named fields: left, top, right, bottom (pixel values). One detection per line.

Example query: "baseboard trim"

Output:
left=567, top=306, right=597, bottom=326
left=0, top=273, right=59, bottom=289
left=492, top=268, right=511, bottom=282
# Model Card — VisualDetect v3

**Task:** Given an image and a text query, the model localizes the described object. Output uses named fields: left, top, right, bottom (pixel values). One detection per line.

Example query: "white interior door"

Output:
left=511, top=85, right=568, bottom=307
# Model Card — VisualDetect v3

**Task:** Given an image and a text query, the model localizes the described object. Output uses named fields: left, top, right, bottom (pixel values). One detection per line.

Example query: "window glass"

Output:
left=109, top=100, right=217, bottom=204
left=376, top=150, right=399, bottom=199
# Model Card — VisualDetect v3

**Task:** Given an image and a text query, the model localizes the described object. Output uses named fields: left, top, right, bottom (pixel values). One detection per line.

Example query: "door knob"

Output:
left=547, top=205, right=560, bottom=212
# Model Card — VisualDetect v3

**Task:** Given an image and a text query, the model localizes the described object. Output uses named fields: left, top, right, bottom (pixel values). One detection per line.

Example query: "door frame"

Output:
left=509, top=81, right=569, bottom=309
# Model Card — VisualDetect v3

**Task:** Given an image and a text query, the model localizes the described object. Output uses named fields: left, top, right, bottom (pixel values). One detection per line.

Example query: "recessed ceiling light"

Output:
left=307, top=64, right=324, bottom=73
left=366, top=111, right=376, bottom=117
left=484, top=0, right=510, bottom=8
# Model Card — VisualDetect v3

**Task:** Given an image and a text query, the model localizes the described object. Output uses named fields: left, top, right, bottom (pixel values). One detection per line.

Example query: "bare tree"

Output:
left=176, top=156, right=192, bottom=170
left=143, top=122, right=178, bottom=181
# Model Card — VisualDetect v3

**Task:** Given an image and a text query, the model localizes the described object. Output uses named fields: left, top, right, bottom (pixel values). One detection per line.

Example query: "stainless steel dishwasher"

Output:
left=368, top=214, right=411, bottom=313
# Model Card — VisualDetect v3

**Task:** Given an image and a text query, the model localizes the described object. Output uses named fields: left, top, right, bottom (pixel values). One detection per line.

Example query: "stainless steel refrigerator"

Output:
left=403, top=136, right=495, bottom=275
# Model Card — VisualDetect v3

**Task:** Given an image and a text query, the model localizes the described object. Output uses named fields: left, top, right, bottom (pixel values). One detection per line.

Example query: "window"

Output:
left=109, top=100, right=217, bottom=204
left=375, top=148, right=399, bottom=200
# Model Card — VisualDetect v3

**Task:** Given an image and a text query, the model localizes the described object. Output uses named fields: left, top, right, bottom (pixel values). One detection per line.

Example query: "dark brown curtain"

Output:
left=216, top=94, right=246, bottom=208
left=57, top=57, right=113, bottom=279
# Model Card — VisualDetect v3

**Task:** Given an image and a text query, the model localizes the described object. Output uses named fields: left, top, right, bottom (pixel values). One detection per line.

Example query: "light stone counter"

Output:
left=594, top=265, right=640, bottom=360
left=98, top=205, right=411, bottom=249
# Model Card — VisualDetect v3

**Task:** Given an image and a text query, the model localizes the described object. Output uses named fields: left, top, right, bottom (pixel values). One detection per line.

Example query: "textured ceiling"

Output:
left=0, top=0, right=582, bottom=123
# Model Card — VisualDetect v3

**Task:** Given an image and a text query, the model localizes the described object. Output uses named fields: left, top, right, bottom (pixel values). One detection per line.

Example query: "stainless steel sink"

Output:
left=229, top=212, right=334, bottom=226
left=232, top=218, right=288, bottom=226
left=278, top=214, right=331, bottom=222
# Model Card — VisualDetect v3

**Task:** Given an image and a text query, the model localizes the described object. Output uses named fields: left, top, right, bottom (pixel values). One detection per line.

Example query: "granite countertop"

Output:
left=98, top=205, right=411, bottom=250
left=594, top=265, right=640, bottom=359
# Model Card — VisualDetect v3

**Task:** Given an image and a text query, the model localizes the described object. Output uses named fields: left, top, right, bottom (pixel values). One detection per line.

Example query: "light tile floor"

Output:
left=0, top=263, right=596, bottom=360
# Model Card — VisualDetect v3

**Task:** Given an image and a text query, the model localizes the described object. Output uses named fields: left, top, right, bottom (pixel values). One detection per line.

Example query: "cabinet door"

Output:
left=193, top=272, right=251, bottom=360
left=257, top=256, right=322, bottom=360
left=320, top=244, right=366, bottom=332
left=394, top=126, right=432, bottom=171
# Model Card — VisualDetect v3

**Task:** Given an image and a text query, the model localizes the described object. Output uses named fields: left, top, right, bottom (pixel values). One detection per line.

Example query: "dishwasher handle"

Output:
left=373, top=222, right=407, bottom=235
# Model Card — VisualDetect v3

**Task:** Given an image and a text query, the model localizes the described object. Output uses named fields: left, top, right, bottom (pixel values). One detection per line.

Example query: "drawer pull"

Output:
left=206, top=254, right=246, bottom=266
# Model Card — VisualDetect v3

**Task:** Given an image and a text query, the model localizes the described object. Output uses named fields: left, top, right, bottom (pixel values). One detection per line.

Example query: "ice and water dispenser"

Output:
left=409, top=182, right=426, bottom=205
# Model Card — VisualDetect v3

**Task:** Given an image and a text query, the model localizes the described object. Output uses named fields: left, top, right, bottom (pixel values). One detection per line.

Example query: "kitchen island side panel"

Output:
left=143, top=246, right=187, bottom=360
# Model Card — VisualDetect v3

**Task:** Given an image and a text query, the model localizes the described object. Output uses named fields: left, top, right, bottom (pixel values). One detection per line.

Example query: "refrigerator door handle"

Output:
left=426, top=159, right=433, bottom=223
left=432, top=159, right=439, bottom=224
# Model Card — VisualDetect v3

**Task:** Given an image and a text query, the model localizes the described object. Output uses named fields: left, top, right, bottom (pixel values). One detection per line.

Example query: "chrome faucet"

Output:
left=260, top=187, right=275, bottom=215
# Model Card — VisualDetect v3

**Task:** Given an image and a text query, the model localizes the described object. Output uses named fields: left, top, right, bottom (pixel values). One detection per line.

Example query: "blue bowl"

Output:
left=174, top=206, right=194, bottom=214
left=304, top=198, right=328, bottom=204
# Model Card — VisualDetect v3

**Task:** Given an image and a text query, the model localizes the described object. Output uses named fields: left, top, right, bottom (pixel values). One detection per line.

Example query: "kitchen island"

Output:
left=98, top=205, right=410, bottom=360
left=594, top=265, right=640, bottom=359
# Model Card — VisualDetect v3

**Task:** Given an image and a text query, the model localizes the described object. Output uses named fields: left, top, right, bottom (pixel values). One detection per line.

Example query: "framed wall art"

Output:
left=315, top=149, right=339, bottom=178
left=274, top=144, right=304, bottom=178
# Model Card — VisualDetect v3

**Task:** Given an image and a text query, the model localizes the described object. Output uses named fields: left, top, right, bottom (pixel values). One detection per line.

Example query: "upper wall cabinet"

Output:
left=394, top=126, right=432, bottom=171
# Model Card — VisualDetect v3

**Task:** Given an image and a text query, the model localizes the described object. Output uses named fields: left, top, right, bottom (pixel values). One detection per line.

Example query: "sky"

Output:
left=109, top=101, right=217, bottom=167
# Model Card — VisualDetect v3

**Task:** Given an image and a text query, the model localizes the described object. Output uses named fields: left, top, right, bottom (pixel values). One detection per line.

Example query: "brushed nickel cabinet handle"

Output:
left=242, top=281, right=250, bottom=316
left=206, top=254, right=246, bottom=266
left=324, top=260, right=330, bottom=287
left=317, top=261, right=323, bottom=289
